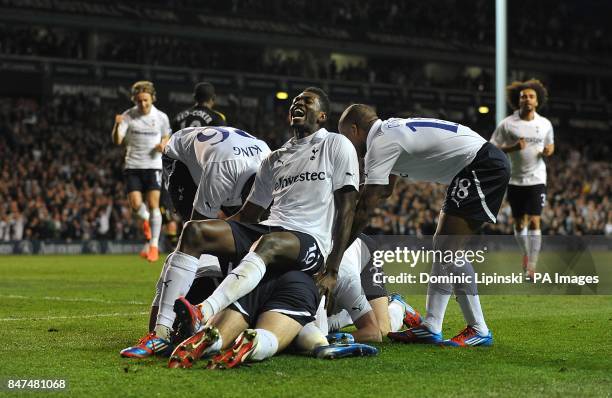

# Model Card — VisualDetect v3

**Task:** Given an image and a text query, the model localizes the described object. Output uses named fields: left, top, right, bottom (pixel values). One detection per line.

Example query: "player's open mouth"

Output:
left=291, top=107, right=305, bottom=122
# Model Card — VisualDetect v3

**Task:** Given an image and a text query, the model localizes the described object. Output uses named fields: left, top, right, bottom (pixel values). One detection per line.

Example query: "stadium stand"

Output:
left=0, top=0, right=610, bottom=246
left=0, top=93, right=609, bottom=242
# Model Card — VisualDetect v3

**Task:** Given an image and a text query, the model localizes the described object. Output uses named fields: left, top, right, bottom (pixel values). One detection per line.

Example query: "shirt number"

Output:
left=196, top=127, right=255, bottom=146
left=405, top=120, right=458, bottom=133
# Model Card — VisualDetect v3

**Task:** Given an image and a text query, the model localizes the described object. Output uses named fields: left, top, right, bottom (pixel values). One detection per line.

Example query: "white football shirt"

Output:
left=364, top=118, right=486, bottom=185
left=164, top=126, right=271, bottom=218
left=248, top=128, right=359, bottom=258
left=334, top=237, right=372, bottom=322
left=118, top=105, right=171, bottom=169
left=490, top=111, right=554, bottom=186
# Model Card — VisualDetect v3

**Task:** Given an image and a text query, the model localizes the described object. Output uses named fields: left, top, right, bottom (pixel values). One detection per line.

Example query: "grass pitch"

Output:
left=0, top=255, right=610, bottom=397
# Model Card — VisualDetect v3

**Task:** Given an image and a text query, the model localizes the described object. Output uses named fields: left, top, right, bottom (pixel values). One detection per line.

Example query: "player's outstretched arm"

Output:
left=316, top=186, right=358, bottom=309
left=322, top=186, right=359, bottom=274
left=349, top=175, right=398, bottom=243
left=226, top=201, right=266, bottom=223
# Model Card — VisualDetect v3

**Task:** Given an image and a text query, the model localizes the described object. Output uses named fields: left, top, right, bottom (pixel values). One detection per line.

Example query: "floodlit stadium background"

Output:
left=0, top=0, right=609, bottom=250
left=0, top=3, right=611, bottom=396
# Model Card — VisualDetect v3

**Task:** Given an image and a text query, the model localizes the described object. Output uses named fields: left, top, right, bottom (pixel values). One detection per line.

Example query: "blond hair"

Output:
left=131, top=80, right=156, bottom=103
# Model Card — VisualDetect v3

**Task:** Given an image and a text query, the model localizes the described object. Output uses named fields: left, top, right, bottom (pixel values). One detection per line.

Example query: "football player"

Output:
left=338, top=104, right=510, bottom=347
left=121, top=125, right=270, bottom=358
left=112, top=81, right=171, bottom=262
left=490, top=79, right=554, bottom=279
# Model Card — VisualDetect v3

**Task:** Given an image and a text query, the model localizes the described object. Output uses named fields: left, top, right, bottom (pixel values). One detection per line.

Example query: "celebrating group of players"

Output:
left=113, top=78, right=553, bottom=368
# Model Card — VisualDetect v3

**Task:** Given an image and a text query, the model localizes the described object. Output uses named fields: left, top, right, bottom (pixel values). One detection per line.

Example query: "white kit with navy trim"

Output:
left=490, top=111, right=554, bottom=186
left=364, top=118, right=486, bottom=185
left=118, top=105, right=171, bottom=169
left=164, top=126, right=271, bottom=218
left=248, top=128, right=359, bottom=258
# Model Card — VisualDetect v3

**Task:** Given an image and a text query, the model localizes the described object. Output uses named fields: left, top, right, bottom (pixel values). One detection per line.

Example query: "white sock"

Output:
left=155, top=251, right=198, bottom=329
left=452, top=260, right=489, bottom=335
left=327, top=310, right=353, bottom=332
left=149, top=208, right=162, bottom=247
left=294, top=322, right=329, bottom=353
left=137, top=203, right=150, bottom=221
left=152, top=254, right=173, bottom=307
left=154, top=324, right=171, bottom=341
left=249, top=329, right=278, bottom=362
left=196, top=254, right=222, bottom=277
left=456, top=295, right=489, bottom=335
left=313, top=295, right=328, bottom=335
left=422, top=262, right=452, bottom=334
left=527, top=229, right=542, bottom=270
left=387, top=301, right=404, bottom=332
left=200, top=252, right=266, bottom=320
left=514, top=226, right=528, bottom=256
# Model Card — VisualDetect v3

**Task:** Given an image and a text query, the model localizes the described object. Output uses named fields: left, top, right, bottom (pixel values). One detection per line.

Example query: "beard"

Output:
left=291, top=112, right=319, bottom=134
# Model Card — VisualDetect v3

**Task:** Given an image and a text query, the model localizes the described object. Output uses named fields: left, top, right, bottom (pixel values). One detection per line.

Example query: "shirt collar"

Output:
left=366, top=119, right=383, bottom=149
left=291, top=127, right=328, bottom=145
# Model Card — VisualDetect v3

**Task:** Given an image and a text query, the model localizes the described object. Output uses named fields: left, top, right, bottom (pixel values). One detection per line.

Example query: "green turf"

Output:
left=0, top=255, right=610, bottom=397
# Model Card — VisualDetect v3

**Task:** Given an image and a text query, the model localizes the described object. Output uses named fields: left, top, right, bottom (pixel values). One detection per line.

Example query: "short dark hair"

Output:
left=304, top=86, right=330, bottom=115
left=506, top=79, right=549, bottom=110
left=194, top=82, right=216, bottom=103
left=339, top=104, right=378, bottom=132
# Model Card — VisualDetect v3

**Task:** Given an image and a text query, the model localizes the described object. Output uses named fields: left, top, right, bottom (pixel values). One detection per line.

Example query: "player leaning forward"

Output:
left=119, top=125, right=271, bottom=358
left=162, top=87, right=359, bottom=364
left=490, top=79, right=554, bottom=278
left=112, top=81, right=171, bottom=262
left=339, top=104, right=510, bottom=347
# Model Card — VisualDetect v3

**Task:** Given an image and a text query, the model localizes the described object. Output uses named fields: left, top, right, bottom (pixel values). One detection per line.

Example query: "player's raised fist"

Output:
left=515, top=137, right=527, bottom=151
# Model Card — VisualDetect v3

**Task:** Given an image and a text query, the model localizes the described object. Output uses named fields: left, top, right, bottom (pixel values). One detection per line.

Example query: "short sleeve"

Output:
left=193, top=162, right=235, bottom=218
left=330, top=136, right=359, bottom=191
left=544, top=122, right=554, bottom=145
left=163, top=135, right=180, bottom=159
left=246, top=155, right=274, bottom=209
left=117, top=111, right=131, bottom=139
left=489, top=121, right=507, bottom=146
left=364, top=135, right=402, bottom=185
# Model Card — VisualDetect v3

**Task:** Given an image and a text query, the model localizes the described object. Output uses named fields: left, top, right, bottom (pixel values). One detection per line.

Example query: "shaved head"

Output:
left=339, top=104, right=379, bottom=132
left=338, top=104, right=379, bottom=157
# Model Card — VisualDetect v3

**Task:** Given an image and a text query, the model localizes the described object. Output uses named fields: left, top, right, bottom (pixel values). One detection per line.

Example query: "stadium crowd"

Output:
left=364, top=141, right=611, bottom=237
left=0, top=95, right=609, bottom=242
left=2, top=0, right=611, bottom=98
left=5, top=0, right=611, bottom=55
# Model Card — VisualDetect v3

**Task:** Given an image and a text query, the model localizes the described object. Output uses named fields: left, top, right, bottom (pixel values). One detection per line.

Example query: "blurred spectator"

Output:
left=0, top=94, right=608, bottom=241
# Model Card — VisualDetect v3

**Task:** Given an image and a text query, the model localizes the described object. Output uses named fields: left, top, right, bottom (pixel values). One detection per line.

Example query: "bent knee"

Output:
left=179, top=220, right=211, bottom=254
left=253, top=233, right=299, bottom=264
